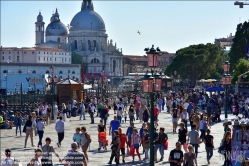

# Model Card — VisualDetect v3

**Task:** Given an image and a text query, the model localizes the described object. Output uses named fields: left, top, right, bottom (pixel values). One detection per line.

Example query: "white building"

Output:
left=35, top=0, right=123, bottom=76
left=1, top=47, right=71, bottom=64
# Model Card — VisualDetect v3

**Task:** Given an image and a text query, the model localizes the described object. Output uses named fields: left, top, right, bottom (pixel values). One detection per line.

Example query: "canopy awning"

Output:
left=84, top=84, right=92, bottom=89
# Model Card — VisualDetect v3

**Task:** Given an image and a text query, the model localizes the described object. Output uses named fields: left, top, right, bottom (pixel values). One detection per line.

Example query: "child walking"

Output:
left=73, top=127, right=81, bottom=146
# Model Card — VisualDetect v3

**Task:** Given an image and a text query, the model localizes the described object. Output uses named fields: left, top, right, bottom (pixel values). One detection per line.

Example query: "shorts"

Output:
left=154, top=144, right=160, bottom=151
left=81, top=143, right=88, bottom=149
left=154, top=116, right=158, bottom=121
left=120, top=148, right=125, bottom=155
left=179, top=139, right=186, bottom=145
left=172, top=118, right=178, bottom=123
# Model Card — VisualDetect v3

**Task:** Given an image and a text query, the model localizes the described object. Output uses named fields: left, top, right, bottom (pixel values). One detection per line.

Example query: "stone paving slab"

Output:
left=0, top=109, right=235, bottom=166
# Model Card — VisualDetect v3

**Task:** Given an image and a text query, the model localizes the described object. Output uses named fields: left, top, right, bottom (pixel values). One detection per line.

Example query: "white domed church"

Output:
left=36, top=0, right=123, bottom=76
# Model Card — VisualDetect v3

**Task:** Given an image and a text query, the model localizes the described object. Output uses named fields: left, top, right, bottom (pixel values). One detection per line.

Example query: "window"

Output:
left=62, top=58, right=63, bottom=61
left=91, top=58, right=100, bottom=63
left=69, top=58, right=71, bottom=61
left=39, top=52, right=40, bottom=54
left=2, top=56, right=4, bottom=60
left=65, top=58, right=66, bottom=62
left=47, top=57, right=48, bottom=61
left=55, top=58, right=56, bottom=61
left=44, top=57, right=45, bottom=61
left=55, top=53, right=56, bottom=55
left=47, top=52, right=48, bottom=54
left=17, top=52, right=19, bottom=54
left=24, top=52, right=26, bottom=54
left=2, top=52, right=4, bottom=54
left=50, top=57, right=52, bottom=61
left=17, top=56, right=20, bottom=62
left=59, top=53, right=61, bottom=55
left=9, top=52, right=10, bottom=54
left=44, top=52, right=45, bottom=54
left=38, top=57, right=40, bottom=60
left=32, top=52, right=34, bottom=54
left=9, top=56, right=11, bottom=60
left=58, top=38, right=60, bottom=43
left=74, top=40, right=77, bottom=50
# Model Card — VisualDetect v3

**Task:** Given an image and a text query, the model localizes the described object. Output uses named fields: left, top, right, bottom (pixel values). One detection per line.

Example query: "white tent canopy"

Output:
left=84, top=84, right=92, bottom=89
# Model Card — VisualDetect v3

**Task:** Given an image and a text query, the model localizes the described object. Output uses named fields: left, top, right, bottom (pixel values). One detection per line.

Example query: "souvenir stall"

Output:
left=231, top=119, right=249, bottom=166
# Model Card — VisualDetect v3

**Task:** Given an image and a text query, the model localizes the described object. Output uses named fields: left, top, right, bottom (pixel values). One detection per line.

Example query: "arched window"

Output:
left=93, top=40, right=96, bottom=48
left=32, top=70, right=36, bottom=74
left=74, top=40, right=77, bottom=50
left=72, top=71, right=75, bottom=74
left=46, top=71, right=49, bottom=74
left=91, top=58, right=100, bottom=63
left=18, top=70, right=22, bottom=74
left=3, top=70, right=8, bottom=73
left=58, top=38, right=60, bottom=43
left=59, top=71, right=63, bottom=74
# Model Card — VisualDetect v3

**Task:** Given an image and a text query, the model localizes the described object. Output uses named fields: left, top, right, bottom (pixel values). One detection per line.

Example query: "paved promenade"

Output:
left=0, top=109, right=235, bottom=166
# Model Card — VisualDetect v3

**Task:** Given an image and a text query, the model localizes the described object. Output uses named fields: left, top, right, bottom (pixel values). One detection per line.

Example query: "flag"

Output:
left=246, top=43, right=249, bottom=60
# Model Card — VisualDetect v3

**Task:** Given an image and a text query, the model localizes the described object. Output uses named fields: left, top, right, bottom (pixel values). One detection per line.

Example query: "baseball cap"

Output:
left=71, top=142, right=78, bottom=148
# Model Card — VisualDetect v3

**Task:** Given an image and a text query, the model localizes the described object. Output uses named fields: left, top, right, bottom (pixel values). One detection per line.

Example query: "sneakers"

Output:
left=160, top=157, right=164, bottom=161
left=122, top=160, right=125, bottom=163
left=108, top=161, right=112, bottom=164
left=24, top=146, right=26, bottom=148
left=208, top=160, right=210, bottom=164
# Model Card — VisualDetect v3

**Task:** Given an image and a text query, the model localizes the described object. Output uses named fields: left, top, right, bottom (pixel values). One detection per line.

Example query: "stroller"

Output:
left=98, top=132, right=108, bottom=151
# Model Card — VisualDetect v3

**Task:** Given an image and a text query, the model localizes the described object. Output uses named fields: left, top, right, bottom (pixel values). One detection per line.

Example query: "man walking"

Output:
left=109, top=116, right=120, bottom=139
left=187, top=124, right=200, bottom=157
left=55, top=116, right=64, bottom=147
left=64, top=142, right=87, bottom=166
left=90, top=104, right=95, bottom=124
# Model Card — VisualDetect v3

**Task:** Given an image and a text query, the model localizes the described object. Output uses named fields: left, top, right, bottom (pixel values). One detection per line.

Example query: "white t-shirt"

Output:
left=117, top=104, right=124, bottom=109
left=44, top=105, right=48, bottom=115
left=1, top=158, right=15, bottom=166
left=181, top=112, right=188, bottom=120
left=183, top=102, right=189, bottom=109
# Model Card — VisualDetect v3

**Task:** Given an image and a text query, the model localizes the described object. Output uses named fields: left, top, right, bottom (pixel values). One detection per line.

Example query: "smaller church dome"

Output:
left=45, top=9, right=68, bottom=36
left=37, top=12, right=43, bottom=22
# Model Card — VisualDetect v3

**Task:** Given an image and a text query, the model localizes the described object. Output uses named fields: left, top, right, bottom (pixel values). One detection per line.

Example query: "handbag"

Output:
left=23, top=126, right=26, bottom=133
left=164, top=141, right=168, bottom=150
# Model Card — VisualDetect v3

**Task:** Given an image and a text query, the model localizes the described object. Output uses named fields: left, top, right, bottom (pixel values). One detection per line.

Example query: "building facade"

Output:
left=35, top=0, right=123, bottom=76
left=123, top=52, right=175, bottom=76
left=1, top=47, right=71, bottom=64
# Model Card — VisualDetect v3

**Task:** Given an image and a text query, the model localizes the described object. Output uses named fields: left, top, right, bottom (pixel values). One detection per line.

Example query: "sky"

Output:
left=1, top=1, right=249, bottom=55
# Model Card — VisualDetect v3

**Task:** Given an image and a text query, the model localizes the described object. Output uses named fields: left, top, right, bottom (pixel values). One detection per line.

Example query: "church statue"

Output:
left=115, top=42, right=117, bottom=48
left=110, top=39, right=113, bottom=45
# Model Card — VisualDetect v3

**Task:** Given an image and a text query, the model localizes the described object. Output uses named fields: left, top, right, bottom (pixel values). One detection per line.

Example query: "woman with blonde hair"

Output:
left=29, top=148, right=42, bottom=166
left=31, top=112, right=37, bottom=136
left=183, top=145, right=197, bottom=166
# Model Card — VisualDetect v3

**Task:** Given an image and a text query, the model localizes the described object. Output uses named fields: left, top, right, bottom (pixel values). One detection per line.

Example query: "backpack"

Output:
left=85, top=133, right=92, bottom=144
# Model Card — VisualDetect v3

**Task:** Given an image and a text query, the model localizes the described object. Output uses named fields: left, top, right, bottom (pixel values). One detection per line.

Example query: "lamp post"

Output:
left=99, top=70, right=107, bottom=102
left=234, top=1, right=249, bottom=8
left=222, top=61, right=231, bottom=118
left=15, top=83, right=23, bottom=106
left=47, top=66, right=58, bottom=121
left=142, top=45, right=162, bottom=165
left=134, top=73, right=140, bottom=95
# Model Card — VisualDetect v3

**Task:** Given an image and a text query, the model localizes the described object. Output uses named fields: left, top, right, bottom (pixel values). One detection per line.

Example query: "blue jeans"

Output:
left=136, top=110, right=139, bottom=120
left=190, top=143, right=199, bottom=157
left=79, top=111, right=86, bottom=120
left=159, top=144, right=165, bottom=157
left=101, top=116, right=107, bottom=126
left=16, top=125, right=22, bottom=135
left=37, top=130, right=44, bottom=146
left=158, top=105, right=162, bottom=113
left=117, top=116, right=122, bottom=123
left=167, top=106, right=170, bottom=113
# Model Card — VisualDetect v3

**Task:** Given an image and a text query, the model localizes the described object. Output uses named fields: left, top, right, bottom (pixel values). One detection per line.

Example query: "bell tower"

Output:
left=35, top=11, right=45, bottom=45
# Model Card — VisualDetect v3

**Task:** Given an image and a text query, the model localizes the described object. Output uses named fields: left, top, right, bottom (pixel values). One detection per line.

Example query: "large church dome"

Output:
left=45, top=9, right=68, bottom=36
left=70, top=0, right=105, bottom=31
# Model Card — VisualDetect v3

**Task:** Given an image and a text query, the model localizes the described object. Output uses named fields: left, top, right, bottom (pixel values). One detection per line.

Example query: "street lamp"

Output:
left=234, top=1, right=249, bottom=8
left=134, top=73, right=140, bottom=95
left=222, top=61, right=231, bottom=118
left=15, top=83, right=23, bottom=106
left=48, top=66, right=58, bottom=121
left=100, top=70, right=107, bottom=102
left=142, top=45, right=162, bottom=165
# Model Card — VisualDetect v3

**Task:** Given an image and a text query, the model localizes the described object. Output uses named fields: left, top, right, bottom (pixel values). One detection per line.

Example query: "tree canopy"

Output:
left=71, top=52, right=82, bottom=64
left=232, top=58, right=249, bottom=84
left=165, top=43, right=227, bottom=85
left=229, top=21, right=249, bottom=67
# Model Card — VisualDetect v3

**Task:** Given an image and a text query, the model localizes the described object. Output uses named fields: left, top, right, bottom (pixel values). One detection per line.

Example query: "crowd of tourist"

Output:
left=1, top=89, right=249, bottom=166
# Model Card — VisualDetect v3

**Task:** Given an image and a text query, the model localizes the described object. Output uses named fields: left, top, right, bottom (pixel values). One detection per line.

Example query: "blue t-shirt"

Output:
left=110, top=120, right=120, bottom=133
left=139, top=128, right=144, bottom=138
left=154, top=132, right=159, bottom=144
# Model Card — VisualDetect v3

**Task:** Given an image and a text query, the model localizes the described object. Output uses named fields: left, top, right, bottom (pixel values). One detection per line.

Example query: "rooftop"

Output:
left=1, top=47, right=69, bottom=53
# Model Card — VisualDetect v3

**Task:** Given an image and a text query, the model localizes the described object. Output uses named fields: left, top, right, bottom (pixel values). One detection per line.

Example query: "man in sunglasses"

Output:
left=168, top=141, right=183, bottom=166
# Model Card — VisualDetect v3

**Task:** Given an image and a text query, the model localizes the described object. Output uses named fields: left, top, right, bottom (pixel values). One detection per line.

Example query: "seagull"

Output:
left=67, top=24, right=72, bottom=30
left=156, top=47, right=161, bottom=52
left=137, top=31, right=141, bottom=35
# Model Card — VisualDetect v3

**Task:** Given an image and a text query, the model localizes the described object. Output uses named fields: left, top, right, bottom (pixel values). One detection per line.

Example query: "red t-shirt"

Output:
left=119, top=133, right=127, bottom=148
left=154, top=108, right=159, bottom=116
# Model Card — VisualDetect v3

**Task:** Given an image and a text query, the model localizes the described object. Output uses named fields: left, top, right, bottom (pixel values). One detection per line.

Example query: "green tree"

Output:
left=71, top=52, right=82, bottom=64
left=231, top=58, right=249, bottom=84
left=229, top=21, right=249, bottom=67
left=165, top=43, right=227, bottom=85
